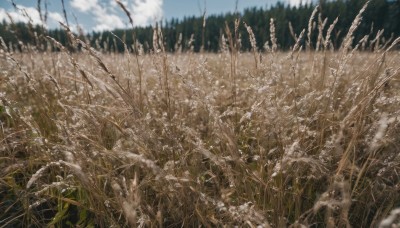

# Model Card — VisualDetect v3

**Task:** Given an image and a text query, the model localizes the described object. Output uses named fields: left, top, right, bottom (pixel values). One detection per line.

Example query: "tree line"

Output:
left=0, top=0, right=399, bottom=53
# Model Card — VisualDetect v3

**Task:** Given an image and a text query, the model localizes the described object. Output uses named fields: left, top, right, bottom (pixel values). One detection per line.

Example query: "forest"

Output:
left=0, top=0, right=399, bottom=52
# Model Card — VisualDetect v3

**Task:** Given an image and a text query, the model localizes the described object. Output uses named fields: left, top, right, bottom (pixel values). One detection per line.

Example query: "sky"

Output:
left=0, top=0, right=311, bottom=32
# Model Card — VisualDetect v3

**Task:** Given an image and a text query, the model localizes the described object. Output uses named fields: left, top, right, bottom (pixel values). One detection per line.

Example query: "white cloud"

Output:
left=110, top=0, right=129, bottom=8
left=0, top=6, right=75, bottom=31
left=71, top=0, right=99, bottom=12
left=288, top=0, right=312, bottom=7
left=110, top=0, right=164, bottom=27
left=48, top=12, right=64, bottom=23
left=70, top=0, right=125, bottom=31
left=131, top=0, right=163, bottom=27
left=91, top=6, right=125, bottom=31
left=0, top=8, right=8, bottom=23
left=93, top=13, right=126, bottom=31
left=69, top=0, right=165, bottom=30
left=0, top=5, right=43, bottom=26
left=47, top=12, right=66, bottom=28
left=0, top=0, right=165, bottom=32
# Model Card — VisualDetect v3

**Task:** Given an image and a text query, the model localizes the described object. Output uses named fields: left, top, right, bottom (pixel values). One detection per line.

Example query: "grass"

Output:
left=1, top=3, right=400, bottom=227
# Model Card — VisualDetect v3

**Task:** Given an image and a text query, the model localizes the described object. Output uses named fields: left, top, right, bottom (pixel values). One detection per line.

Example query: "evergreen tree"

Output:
left=0, top=0, right=398, bottom=52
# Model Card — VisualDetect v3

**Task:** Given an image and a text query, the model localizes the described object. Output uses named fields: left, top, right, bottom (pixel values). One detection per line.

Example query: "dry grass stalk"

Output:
left=269, top=18, right=277, bottom=52
left=307, top=5, right=319, bottom=51
left=244, top=22, right=259, bottom=69
left=1, top=2, right=400, bottom=227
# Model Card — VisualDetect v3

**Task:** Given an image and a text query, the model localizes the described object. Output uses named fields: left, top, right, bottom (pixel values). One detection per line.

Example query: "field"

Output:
left=1, top=6, right=400, bottom=228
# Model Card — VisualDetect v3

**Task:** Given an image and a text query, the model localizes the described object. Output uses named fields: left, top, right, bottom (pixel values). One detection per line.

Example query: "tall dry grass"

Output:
left=1, top=2, right=400, bottom=227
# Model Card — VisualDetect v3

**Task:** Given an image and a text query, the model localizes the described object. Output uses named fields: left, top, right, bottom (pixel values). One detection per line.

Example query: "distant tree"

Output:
left=0, top=0, right=398, bottom=52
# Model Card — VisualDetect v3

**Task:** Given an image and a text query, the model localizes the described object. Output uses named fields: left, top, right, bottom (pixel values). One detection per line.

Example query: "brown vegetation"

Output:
left=1, top=3, right=400, bottom=227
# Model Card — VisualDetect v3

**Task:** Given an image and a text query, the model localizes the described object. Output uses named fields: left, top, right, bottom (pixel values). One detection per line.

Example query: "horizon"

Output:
left=0, top=0, right=312, bottom=32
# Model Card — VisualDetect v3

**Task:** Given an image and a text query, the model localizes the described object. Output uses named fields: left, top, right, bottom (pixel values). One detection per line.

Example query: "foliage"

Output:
left=0, top=0, right=400, bottom=52
left=1, top=1, right=400, bottom=227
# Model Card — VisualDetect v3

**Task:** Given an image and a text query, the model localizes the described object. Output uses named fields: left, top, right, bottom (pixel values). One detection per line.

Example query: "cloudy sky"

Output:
left=0, top=0, right=310, bottom=32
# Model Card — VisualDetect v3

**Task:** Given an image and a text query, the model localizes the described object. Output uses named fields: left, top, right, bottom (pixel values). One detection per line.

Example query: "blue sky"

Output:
left=0, top=0, right=306, bottom=32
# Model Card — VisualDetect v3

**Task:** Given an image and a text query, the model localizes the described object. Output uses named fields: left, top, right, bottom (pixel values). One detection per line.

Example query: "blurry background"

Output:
left=0, top=0, right=278, bottom=31
left=0, top=0, right=399, bottom=52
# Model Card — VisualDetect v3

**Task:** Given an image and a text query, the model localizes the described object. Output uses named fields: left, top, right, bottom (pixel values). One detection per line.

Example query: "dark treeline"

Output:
left=0, top=0, right=399, bottom=53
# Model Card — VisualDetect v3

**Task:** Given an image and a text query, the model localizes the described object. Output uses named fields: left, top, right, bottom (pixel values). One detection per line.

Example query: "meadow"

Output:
left=1, top=3, right=400, bottom=227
